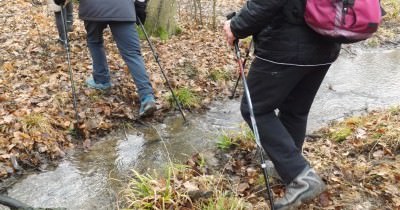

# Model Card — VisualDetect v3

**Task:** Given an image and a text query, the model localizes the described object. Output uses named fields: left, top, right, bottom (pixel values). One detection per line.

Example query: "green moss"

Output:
left=331, top=127, right=353, bottom=142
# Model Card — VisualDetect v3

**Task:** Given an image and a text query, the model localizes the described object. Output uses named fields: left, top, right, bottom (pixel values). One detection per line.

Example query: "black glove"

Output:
left=226, top=12, right=236, bottom=20
left=135, top=0, right=147, bottom=24
left=54, top=0, right=66, bottom=6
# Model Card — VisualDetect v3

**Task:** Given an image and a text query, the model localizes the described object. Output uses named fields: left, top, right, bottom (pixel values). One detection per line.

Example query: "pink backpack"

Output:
left=304, top=0, right=383, bottom=43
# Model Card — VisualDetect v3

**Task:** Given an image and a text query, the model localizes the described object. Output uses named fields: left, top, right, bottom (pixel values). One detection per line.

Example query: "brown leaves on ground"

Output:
left=122, top=108, right=399, bottom=209
left=306, top=108, right=400, bottom=209
left=0, top=0, right=239, bottom=179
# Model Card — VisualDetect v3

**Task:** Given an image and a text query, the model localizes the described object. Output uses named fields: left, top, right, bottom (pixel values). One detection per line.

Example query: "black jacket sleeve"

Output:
left=230, top=0, right=287, bottom=39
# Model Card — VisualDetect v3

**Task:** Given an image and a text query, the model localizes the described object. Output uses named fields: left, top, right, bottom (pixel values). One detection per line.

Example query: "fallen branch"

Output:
left=0, top=15, right=14, bottom=18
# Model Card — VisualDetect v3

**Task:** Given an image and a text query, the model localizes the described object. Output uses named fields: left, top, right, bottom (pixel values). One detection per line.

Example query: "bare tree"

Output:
left=212, top=0, right=217, bottom=30
left=145, top=0, right=177, bottom=38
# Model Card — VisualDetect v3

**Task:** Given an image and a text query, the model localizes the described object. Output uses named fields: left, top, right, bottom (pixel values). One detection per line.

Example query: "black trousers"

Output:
left=240, top=58, right=330, bottom=184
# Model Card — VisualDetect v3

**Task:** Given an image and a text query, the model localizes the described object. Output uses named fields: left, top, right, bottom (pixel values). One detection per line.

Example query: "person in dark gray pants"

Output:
left=77, top=0, right=156, bottom=117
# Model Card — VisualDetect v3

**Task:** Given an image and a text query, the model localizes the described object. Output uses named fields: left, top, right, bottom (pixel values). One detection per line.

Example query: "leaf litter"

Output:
left=1, top=0, right=399, bottom=209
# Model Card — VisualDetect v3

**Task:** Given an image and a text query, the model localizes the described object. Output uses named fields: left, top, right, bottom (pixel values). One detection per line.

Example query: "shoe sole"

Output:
left=139, top=106, right=156, bottom=118
left=277, top=183, right=326, bottom=210
left=86, top=83, right=111, bottom=91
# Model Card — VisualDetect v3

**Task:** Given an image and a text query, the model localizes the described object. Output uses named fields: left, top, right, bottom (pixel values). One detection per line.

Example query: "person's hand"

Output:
left=53, top=0, right=66, bottom=6
left=135, top=0, right=147, bottom=24
left=223, top=20, right=236, bottom=46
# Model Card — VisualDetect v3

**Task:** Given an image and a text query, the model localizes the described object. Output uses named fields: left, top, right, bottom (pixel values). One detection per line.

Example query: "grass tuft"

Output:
left=216, top=131, right=238, bottom=150
left=122, top=167, right=191, bottom=209
left=209, top=69, right=230, bottom=82
left=21, top=113, right=52, bottom=133
left=199, top=192, right=248, bottom=210
left=167, top=87, right=199, bottom=109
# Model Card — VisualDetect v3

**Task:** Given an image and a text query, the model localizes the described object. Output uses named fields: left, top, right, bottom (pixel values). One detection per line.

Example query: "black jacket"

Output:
left=79, top=0, right=137, bottom=22
left=230, top=0, right=341, bottom=65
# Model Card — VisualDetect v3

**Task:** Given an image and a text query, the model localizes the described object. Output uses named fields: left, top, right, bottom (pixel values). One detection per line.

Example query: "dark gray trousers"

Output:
left=240, top=58, right=330, bottom=184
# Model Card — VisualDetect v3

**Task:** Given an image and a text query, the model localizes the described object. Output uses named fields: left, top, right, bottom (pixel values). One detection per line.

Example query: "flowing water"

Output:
left=2, top=49, right=400, bottom=210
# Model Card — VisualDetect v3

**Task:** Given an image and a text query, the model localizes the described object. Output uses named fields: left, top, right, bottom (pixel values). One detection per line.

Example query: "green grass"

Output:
left=209, top=69, right=230, bottom=82
left=216, top=125, right=256, bottom=150
left=382, top=0, right=400, bottom=20
left=167, top=87, right=199, bottom=109
left=21, top=113, right=51, bottom=133
left=156, top=27, right=169, bottom=41
left=216, top=131, right=238, bottom=150
left=122, top=167, right=190, bottom=209
left=331, top=127, right=353, bottom=142
left=237, top=124, right=255, bottom=142
left=388, top=106, right=400, bottom=115
left=199, top=192, right=248, bottom=210
left=136, top=25, right=146, bottom=40
left=87, top=90, right=104, bottom=102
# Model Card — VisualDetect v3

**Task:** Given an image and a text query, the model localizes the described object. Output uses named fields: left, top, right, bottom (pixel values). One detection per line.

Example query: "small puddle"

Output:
left=3, top=49, right=400, bottom=210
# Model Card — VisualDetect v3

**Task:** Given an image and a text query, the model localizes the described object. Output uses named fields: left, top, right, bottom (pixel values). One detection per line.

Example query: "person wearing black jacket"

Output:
left=223, top=0, right=341, bottom=209
left=53, top=0, right=156, bottom=117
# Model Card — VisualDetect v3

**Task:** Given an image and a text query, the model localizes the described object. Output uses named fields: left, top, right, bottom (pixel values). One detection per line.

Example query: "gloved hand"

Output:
left=135, top=0, right=147, bottom=24
left=54, top=0, right=66, bottom=6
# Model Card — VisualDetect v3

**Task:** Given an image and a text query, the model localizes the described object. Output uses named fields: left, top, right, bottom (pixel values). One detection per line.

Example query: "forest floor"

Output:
left=0, top=0, right=400, bottom=209
left=120, top=107, right=400, bottom=209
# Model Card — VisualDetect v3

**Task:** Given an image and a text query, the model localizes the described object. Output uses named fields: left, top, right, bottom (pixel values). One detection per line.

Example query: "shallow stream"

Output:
left=2, top=49, right=400, bottom=210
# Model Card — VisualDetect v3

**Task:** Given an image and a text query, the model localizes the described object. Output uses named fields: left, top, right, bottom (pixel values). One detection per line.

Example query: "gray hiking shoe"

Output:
left=274, top=166, right=326, bottom=210
left=265, top=160, right=282, bottom=181
left=139, top=95, right=156, bottom=117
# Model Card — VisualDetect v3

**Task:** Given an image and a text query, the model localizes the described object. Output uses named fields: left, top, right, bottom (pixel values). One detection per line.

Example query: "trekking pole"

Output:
left=226, top=13, right=274, bottom=207
left=60, top=7, right=81, bottom=137
left=0, top=194, right=67, bottom=210
left=0, top=194, right=31, bottom=209
left=229, top=39, right=252, bottom=99
left=232, top=39, right=275, bottom=210
left=136, top=18, right=187, bottom=122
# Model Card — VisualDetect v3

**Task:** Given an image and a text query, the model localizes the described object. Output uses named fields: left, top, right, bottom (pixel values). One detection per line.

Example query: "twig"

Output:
left=0, top=15, right=14, bottom=18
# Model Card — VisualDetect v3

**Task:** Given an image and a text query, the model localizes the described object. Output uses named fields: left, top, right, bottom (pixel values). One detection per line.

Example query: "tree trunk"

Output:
left=145, top=0, right=177, bottom=39
left=212, top=0, right=217, bottom=30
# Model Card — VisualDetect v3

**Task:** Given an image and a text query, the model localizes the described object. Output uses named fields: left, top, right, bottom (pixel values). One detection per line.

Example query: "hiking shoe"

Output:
left=274, top=166, right=326, bottom=210
left=86, top=76, right=112, bottom=90
left=139, top=95, right=156, bottom=117
left=265, top=160, right=282, bottom=181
